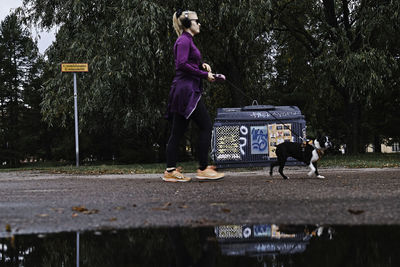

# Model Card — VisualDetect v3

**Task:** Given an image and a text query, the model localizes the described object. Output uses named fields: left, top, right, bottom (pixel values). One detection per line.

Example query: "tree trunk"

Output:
left=345, top=100, right=362, bottom=154
left=373, top=135, right=382, bottom=153
left=226, top=54, right=246, bottom=107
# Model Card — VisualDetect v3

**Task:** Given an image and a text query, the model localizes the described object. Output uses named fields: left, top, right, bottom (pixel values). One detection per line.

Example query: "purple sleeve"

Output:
left=175, top=39, right=209, bottom=79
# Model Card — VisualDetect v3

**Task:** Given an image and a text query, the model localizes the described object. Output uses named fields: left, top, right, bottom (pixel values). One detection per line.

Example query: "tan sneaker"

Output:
left=196, top=166, right=224, bottom=180
left=163, top=169, right=191, bottom=182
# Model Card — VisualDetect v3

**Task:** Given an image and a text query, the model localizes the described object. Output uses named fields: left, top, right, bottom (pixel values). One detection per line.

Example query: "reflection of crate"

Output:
left=211, top=105, right=306, bottom=168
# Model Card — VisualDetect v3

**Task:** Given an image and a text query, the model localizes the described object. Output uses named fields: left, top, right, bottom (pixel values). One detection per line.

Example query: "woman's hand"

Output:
left=202, top=63, right=212, bottom=73
left=207, top=72, right=215, bottom=82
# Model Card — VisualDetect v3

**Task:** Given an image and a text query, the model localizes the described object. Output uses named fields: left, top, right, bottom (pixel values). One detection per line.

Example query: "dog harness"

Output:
left=302, top=140, right=324, bottom=161
left=316, top=149, right=324, bottom=160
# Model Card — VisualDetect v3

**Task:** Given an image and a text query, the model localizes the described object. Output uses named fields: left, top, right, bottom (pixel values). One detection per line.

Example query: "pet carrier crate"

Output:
left=211, top=105, right=306, bottom=168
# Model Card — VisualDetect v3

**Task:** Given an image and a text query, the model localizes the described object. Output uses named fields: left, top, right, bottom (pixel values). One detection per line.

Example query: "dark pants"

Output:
left=166, top=99, right=212, bottom=169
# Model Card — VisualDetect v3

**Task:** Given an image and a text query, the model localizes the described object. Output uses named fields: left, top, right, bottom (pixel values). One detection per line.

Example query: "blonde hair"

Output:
left=172, top=10, right=197, bottom=37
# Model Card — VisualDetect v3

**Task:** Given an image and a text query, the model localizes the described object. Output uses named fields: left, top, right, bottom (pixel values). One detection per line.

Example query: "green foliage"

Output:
left=0, top=13, right=46, bottom=166
left=263, top=0, right=400, bottom=152
left=10, top=0, right=400, bottom=163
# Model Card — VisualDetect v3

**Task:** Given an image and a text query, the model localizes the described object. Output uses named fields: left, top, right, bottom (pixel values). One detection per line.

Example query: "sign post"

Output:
left=61, top=63, right=89, bottom=167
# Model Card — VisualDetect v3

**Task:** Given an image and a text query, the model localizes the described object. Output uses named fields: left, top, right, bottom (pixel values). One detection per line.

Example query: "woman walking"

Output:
left=163, top=10, right=224, bottom=182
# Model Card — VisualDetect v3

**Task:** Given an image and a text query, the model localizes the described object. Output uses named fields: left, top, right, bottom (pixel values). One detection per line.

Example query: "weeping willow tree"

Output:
left=262, top=0, right=400, bottom=153
left=19, top=0, right=177, bottom=161
left=19, top=0, right=274, bottom=161
left=19, top=0, right=400, bottom=160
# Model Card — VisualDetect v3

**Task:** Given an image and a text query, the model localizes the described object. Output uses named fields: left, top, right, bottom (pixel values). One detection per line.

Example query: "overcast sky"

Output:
left=1, top=0, right=56, bottom=54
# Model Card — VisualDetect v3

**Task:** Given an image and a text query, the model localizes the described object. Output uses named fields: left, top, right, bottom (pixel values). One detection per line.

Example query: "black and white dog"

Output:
left=269, top=136, right=332, bottom=179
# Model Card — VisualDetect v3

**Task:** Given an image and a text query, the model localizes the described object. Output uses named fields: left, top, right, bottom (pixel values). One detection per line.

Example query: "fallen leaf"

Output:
left=152, top=202, right=172, bottom=211
left=179, top=205, right=188, bottom=209
left=210, top=203, right=225, bottom=206
left=221, top=208, right=231, bottom=213
left=109, top=217, right=117, bottom=222
left=72, top=206, right=98, bottom=215
left=348, top=209, right=364, bottom=215
left=72, top=206, right=88, bottom=212
left=152, top=207, right=168, bottom=211
left=5, top=224, right=11, bottom=232
left=72, top=213, right=79, bottom=217
left=114, top=206, right=126, bottom=211
left=83, top=209, right=99, bottom=215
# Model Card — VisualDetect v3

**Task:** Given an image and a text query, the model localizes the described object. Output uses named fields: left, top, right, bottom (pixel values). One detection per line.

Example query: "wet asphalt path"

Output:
left=0, top=167, right=400, bottom=236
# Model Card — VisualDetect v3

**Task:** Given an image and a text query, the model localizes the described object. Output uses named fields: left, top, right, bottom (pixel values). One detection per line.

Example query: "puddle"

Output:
left=1, top=224, right=400, bottom=266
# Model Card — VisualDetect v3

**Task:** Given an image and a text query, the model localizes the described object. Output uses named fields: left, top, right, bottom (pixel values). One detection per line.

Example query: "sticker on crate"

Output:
left=250, top=126, right=268, bottom=154
left=268, top=123, right=292, bottom=158
left=215, top=126, right=241, bottom=160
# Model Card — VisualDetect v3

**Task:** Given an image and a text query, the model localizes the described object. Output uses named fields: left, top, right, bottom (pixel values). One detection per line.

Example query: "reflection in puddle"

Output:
left=1, top=224, right=399, bottom=266
left=215, top=224, right=333, bottom=258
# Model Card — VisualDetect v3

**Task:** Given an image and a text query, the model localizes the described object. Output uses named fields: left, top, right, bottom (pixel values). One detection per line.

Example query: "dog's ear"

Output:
left=317, top=134, right=328, bottom=143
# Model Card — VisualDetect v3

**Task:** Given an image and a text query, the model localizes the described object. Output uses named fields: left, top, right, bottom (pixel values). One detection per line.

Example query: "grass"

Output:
left=0, top=161, right=199, bottom=175
left=319, top=153, right=400, bottom=168
left=0, top=153, right=399, bottom=175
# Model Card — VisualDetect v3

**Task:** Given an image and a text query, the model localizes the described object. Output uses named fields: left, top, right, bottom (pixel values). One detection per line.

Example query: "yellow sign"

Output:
left=61, top=63, right=88, bottom=72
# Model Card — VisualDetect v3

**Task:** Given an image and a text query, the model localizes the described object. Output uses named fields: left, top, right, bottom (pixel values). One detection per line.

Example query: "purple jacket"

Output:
left=166, top=32, right=209, bottom=119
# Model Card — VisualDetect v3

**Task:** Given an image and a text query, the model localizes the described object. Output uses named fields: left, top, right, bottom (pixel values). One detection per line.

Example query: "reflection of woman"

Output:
left=163, top=10, right=224, bottom=182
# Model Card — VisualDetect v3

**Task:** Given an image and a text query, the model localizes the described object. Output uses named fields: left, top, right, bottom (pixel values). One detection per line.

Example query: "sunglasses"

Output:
left=190, top=19, right=200, bottom=25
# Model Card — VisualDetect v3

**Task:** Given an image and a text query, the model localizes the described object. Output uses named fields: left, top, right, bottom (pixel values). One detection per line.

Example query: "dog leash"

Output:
left=220, top=75, right=306, bottom=142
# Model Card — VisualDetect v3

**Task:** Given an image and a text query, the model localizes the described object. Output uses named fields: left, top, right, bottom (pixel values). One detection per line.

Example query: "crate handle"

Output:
left=241, top=104, right=275, bottom=111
